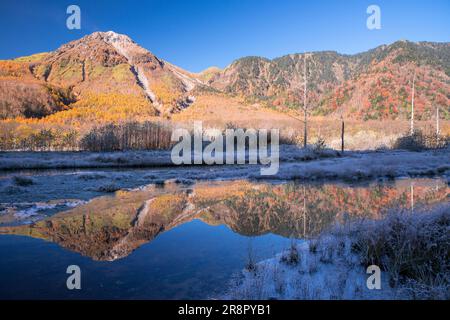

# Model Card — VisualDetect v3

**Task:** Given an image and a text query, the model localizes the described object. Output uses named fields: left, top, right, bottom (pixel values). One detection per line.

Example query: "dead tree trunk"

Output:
left=303, top=54, right=308, bottom=148
left=410, top=71, right=416, bottom=135
left=436, top=105, right=440, bottom=145
left=436, top=105, right=440, bottom=135
left=341, top=117, right=345, bottom=153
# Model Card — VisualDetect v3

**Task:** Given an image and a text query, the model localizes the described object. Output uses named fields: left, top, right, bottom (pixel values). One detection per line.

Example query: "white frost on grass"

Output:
left=0, top=150, right=173, bottom=170
left=0, top=148, right=448, bottom=184
left=226, top=240, right=395, bottom=300
left=225, top=204, right=450, bottom=300
left=253, top=148, right=450, bottom=182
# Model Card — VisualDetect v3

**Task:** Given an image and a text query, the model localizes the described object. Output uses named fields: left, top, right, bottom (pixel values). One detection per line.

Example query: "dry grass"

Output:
left=172, top=94, right=450, bottom=150
left=350, top=204, right=449, bottom=299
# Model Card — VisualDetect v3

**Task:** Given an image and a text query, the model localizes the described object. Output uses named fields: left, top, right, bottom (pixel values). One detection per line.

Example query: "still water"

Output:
left=0, top=173, right=448, bottom=299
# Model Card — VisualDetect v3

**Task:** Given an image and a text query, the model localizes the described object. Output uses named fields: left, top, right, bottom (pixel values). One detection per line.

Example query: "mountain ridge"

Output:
left=1, top=32, right=449, bottom=121
left=208, top=40, right=449, bottom=120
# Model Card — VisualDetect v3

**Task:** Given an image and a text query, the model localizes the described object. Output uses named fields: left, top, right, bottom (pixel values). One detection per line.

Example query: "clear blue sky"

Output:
left=0, top=0, right=449, bottom=72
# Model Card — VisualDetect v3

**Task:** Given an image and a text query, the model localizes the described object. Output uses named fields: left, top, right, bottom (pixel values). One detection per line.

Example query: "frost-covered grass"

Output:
left=0, top=146, right=335, bottom=170
left=0, top=148, right=449, bottom=185
left=254, top=148, right=450, bottom=182
left=225, top=204, right=450, bottom=300
left=0, top=150, right=174, bottom=170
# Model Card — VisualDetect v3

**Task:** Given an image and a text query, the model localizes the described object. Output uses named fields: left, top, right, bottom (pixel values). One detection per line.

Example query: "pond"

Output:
left=0, top=169, right=448, bottom=299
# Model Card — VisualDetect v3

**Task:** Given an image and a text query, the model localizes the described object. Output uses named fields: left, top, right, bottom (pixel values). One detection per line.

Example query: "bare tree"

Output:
left=436, top=105, right=440, bottom=136
left=341, top=115, right=345, bottom=153
left=303, top=54, right=308, bottom=148
left=436, top=105, right=440, bottom=145
left=410, top=70, right=416, bottom=135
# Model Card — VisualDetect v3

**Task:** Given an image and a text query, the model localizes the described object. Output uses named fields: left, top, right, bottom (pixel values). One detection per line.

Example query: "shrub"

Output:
left=351, top=205, right=449, bottom=297
left=279, top=129, right=302, bottom=145
left=313, top=136, right=327, bottom=153
left=13, top=176, right=34, bottom=186
left=96, top=183, right=120, bottom=193
left=281, top=240, right=300, bottom=266
left=154, top=180, right=166, bottom=188
left=393, top=129, right=449, bottom=151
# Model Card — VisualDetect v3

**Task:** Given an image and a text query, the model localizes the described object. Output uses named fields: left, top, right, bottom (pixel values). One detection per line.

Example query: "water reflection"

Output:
left=0, top=178, right=448, bottom=261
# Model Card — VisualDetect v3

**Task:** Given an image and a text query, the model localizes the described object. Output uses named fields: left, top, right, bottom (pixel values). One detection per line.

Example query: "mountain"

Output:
left=209, top=41, right=450, bottom=120
left=0, top=31, right=203, bottom=119
left=1, top=32, right=449, bottom=121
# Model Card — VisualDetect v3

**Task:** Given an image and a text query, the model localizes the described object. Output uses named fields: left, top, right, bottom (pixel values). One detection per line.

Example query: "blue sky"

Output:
left=0, top=0, right=449, bottom=72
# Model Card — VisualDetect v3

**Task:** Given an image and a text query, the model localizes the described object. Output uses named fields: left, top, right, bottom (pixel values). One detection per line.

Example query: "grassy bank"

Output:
left=225, top=203, right=449, bottom=300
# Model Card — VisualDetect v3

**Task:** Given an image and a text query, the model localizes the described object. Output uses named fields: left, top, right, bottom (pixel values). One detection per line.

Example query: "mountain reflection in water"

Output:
left=0, top=178, right=448, bottom=261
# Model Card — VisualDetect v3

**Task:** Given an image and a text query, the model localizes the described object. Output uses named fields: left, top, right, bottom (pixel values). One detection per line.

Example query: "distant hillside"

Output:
left=209, top=41, right=450, bottom=120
